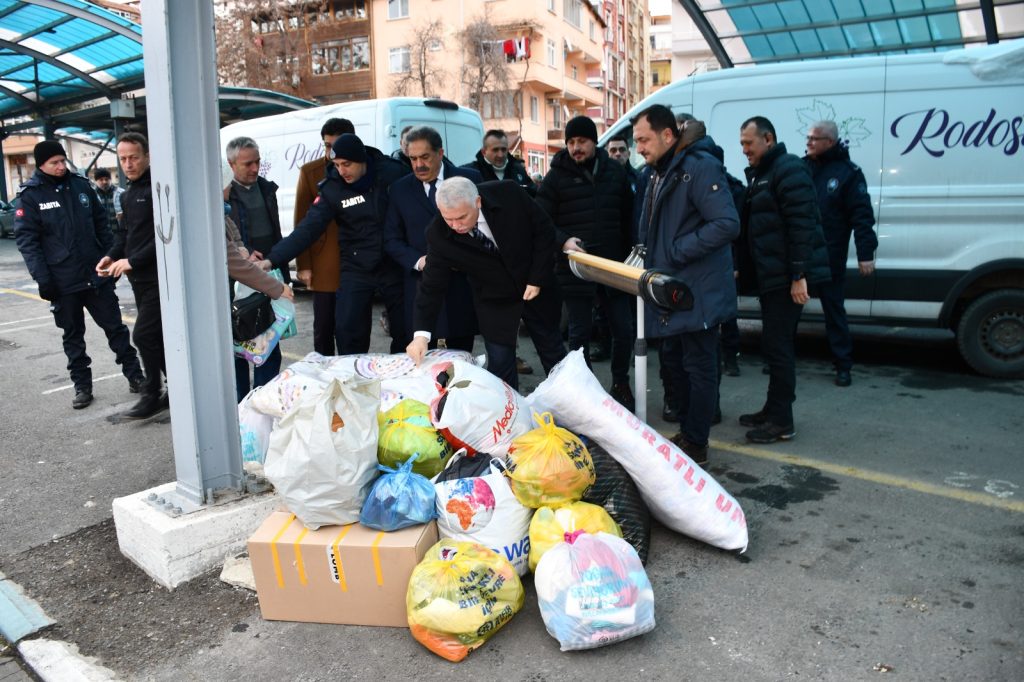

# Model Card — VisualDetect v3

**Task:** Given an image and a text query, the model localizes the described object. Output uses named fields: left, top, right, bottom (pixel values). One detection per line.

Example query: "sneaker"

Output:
left=746, top=422, right=796, bottom=444
left=72, top=389, right=93, bottom=410
left=662, top=400, right=679, bottom=423
left=516, top=356, right=534, bottom=375
left=738, top=409, right=768, bottom=427
left=610, top=382, right=635, bottom=412
left=120, top=394, right=165, bottom=420
left=128, top=376, right=145, bottom=394
left=835, top=369, right=852, bottom=387
left=669, top=433, right=708, bottom=466
left=723, top=354, right=740, bottom=377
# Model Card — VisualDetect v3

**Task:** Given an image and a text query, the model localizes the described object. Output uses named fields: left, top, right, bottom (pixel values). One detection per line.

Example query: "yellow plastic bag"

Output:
left=377, top=399, right=453, bottom=478
left=505, top=412, right=596, bottom=508
left=528, top=501, right=622, bottom=572
left=407, top=539, right=525, bottom=662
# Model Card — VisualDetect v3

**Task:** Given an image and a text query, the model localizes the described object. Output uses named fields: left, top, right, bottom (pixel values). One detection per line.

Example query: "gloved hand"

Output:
left=37, top=283, right=58, bottom=301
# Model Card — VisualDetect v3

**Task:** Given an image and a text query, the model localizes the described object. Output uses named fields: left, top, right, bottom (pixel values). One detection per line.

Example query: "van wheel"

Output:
left=956, top=289, right=1024, bottom=378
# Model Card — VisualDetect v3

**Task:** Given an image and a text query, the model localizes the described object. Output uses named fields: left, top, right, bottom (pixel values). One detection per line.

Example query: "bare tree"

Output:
left=459, top=17, right=514, bottom=114
left=215, top=0, right=321, bottom=99
left=390, top=19, right=447, bottom=98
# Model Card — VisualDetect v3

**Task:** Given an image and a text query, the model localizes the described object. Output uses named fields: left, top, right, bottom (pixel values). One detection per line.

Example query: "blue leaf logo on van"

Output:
left=795, top=99, right=872, bottom=148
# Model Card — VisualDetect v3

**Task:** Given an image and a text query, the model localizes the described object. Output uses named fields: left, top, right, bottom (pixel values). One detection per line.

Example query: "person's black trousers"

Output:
left=485, top=295, right=567, bottom=392
left=129, top=279, right=166, bottom=398
left=50, top=284, right=143, bottom=392
left=663, top=328, right=719, bottom=447
left=564, top=286, right=633, bottom=384
left=759, top=288, right=804, bottom=426
left=311, top=290, right=337, bottom=356
left=333, top=270, right=406, bottom=355
left=816, top=268, right=853, bottom=371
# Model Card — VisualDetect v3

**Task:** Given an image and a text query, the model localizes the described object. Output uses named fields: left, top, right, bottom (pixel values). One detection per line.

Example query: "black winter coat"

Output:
left=536, top=147, right=633, bottom=296
left=226, top=175, right=289, bottom=284
left=462, top=152, right=536, bottom=196
left=14, top=170, right=112, bottom=296
left=803, top=144, right=877, bottom=275
left=415, top=181, right=560, bottom=346
left=268, top=147, right=409, bottom=276
left=738, top=143, right=830, bottom=296
left=108, top=168, right=159, bottom=284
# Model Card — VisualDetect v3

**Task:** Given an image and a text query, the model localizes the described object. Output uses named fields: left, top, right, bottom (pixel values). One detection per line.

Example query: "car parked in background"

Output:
left=0, top=197, right=17, bottom=238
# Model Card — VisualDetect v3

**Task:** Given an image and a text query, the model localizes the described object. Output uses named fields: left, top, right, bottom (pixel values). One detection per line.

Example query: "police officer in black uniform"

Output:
left=14, top=140, right=145, bottom=409
left=97, top=132, right=166, bottom=419
left=260, top=134, right=410, bottom=354
left=803, top=120, right=878, bottom=387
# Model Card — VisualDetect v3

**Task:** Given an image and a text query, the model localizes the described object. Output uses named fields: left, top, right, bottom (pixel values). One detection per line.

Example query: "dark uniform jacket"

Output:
left=384, top=159, right=481, bottom=340
left=225, top=175, right=289, bottom=284
left=535, top=147, right=633, bottom=297
left=267, top=147, right=409, bottom=276
left=462, top=152, right=536, bottom=196
left=803, top=143, right=878, bottom=274
left=414, top=181, right=559, bottom=346
left=639, top=136, right=740, bottom=337
left=14, top=170, right=111, bottom=296
left=738, top=143, right=831, bottom=296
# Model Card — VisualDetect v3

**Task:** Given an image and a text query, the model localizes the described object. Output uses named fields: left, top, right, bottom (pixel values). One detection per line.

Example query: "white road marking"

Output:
left=42, top=373, right=123, bottom=395
left=1, top=322, right=51, bottom=332
left=0, top=315, right=50, bottom=326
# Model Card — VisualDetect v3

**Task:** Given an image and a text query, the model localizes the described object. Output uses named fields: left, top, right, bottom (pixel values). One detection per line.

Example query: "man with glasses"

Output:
left=803, top=120, right=878, bottom=387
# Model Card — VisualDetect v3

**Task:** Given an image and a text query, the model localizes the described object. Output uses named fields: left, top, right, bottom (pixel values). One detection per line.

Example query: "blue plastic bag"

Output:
left=359, top=454, right=437, bottom=531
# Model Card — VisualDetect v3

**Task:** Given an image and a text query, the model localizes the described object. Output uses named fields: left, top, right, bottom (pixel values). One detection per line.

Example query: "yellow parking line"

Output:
left=709, top=438, right=1024, bottom=513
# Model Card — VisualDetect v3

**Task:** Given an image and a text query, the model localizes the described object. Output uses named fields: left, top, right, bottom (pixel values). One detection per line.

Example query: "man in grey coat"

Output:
left=633, top=104, right=740, bottom=466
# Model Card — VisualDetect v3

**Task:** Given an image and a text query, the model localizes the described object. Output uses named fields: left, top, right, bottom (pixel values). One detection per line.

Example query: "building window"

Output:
left=548, top=0, right=556, bottom=13
left=388, top=0, right=409, bottom=20
left=481, top=91, right=519, bottom=119
left=530, top=96, right=539, bottom=123
left=528, top=149, right=545, bottom=176
left=428, top=39, right=442, bottom=52
left=589, top=21, right=595, bottom=41
left=549, top=100, right=562, bottom=128
left=563, top=0, right=581, bottom=28
left=547, top=38, right=556, bottom=66
left=312, top=37, right=370, bottom=75
left=389, top=46, right=410, bottom=73
left=571, top=64, right=578, bottom=80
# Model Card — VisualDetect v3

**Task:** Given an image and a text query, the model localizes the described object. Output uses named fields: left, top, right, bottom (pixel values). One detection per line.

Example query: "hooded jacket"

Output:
left=638, top=135, right=740, bottom=336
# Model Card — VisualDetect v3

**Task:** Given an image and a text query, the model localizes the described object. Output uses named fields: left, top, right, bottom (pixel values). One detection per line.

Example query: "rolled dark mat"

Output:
left=581, top=439, right=652, bottom=565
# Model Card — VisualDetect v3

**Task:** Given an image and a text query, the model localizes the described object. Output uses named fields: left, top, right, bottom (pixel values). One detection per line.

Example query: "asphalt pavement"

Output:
left=0, top=236, right=1021, bottom=681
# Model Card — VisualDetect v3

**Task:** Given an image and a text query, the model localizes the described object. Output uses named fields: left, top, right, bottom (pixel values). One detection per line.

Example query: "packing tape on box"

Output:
left=271, top=513, right=296, bottom=588
left=294, top=527, right=310, bottom=586
left=371, top=532, right=385, bottom=586
left=330, top=525, right=354, bottom=592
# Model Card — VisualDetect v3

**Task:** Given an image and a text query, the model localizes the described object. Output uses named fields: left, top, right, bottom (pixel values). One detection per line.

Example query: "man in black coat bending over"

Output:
left=406, top=177, right=567, bottom=391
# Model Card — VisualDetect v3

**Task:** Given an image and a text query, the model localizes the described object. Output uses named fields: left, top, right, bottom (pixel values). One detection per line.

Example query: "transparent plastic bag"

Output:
left=505, top=412, right=596, bottom=507
left=407, top=539, right=524, bottom=662
left=528, top=501, right=621, bottom=573
left=535, top=531, right=655, bottom=651
left=359, top=454, right=436, bottom=531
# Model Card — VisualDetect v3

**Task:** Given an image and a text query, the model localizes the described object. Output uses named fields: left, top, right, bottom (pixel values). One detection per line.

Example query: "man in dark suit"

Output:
left=406, top=177, right=567, bottom=390
left=384, top=125, right=480, bottom=352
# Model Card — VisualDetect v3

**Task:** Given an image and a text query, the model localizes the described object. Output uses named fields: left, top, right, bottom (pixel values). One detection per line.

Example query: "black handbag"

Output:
left=231, top=291, right=274, bottom=342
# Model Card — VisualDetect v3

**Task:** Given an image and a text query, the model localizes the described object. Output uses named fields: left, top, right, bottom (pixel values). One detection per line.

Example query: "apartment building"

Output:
left=595, top=0, right=650, bottom=128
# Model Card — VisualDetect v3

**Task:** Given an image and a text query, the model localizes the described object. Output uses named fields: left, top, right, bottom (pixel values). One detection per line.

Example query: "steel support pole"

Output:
left=140, top=0, right=242, bottom=507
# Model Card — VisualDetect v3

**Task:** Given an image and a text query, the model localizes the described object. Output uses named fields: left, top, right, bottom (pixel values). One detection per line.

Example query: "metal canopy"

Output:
left=679, top=0, right=1024, bottom=68
left=0, top=0, right=144, bottom=117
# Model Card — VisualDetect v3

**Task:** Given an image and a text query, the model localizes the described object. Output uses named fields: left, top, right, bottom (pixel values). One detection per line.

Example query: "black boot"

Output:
left=121, top=393, right=165, bottom=420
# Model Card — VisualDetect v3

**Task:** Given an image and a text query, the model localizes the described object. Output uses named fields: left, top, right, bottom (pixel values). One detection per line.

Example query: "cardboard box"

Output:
left=248, top=511, right=438, bottom=626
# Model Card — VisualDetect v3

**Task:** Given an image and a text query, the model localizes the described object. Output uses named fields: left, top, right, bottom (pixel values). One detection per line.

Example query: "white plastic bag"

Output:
left=233, top=279, right=296, bottom=366
left=432, top=450, right=534, bottom=575
left=535, top=531, right=655, bottom=651
left=428, top=360, right=532, bottom=458
left=526, top=350, right=749, bottom=552
left=238, top=392, right=274, bottom=465
left=264, top=377, right=381, bottom=529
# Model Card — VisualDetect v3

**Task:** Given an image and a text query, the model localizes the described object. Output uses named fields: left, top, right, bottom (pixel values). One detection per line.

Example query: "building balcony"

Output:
left=547, top=127, right=564, bottom=140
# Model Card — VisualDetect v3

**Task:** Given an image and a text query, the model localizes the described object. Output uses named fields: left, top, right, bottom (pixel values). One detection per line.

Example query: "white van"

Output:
left=219, top=97, right=485, bottom=233
left=603, top=40, right=1024, bottom=378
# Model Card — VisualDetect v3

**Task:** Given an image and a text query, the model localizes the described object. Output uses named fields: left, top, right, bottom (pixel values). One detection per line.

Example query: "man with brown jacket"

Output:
left=293, top=117, right=354, bottom=355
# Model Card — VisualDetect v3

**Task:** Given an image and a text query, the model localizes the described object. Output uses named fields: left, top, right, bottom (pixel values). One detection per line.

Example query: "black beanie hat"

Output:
left=34, top=140, right=67, bottom=168
left=564, top=116, right=598, bottom=143
left=331, top=133, right=367, bottom=163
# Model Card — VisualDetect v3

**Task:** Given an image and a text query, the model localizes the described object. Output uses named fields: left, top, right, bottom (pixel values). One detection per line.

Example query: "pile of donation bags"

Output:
left=240, top=349, right=748, bottom=660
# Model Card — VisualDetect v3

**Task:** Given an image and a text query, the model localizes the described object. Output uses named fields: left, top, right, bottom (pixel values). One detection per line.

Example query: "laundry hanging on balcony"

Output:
left=502, top=37, right=530, bottom=62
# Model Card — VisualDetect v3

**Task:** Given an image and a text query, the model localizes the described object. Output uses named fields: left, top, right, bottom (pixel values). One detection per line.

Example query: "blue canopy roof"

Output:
left=0, top=0, right=144, bottom=117
left=679, top=0, right=1024, bottom=67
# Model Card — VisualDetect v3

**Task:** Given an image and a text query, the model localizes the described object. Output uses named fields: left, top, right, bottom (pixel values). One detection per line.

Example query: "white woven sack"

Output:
left=526, top=350, right=748, bottom=552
